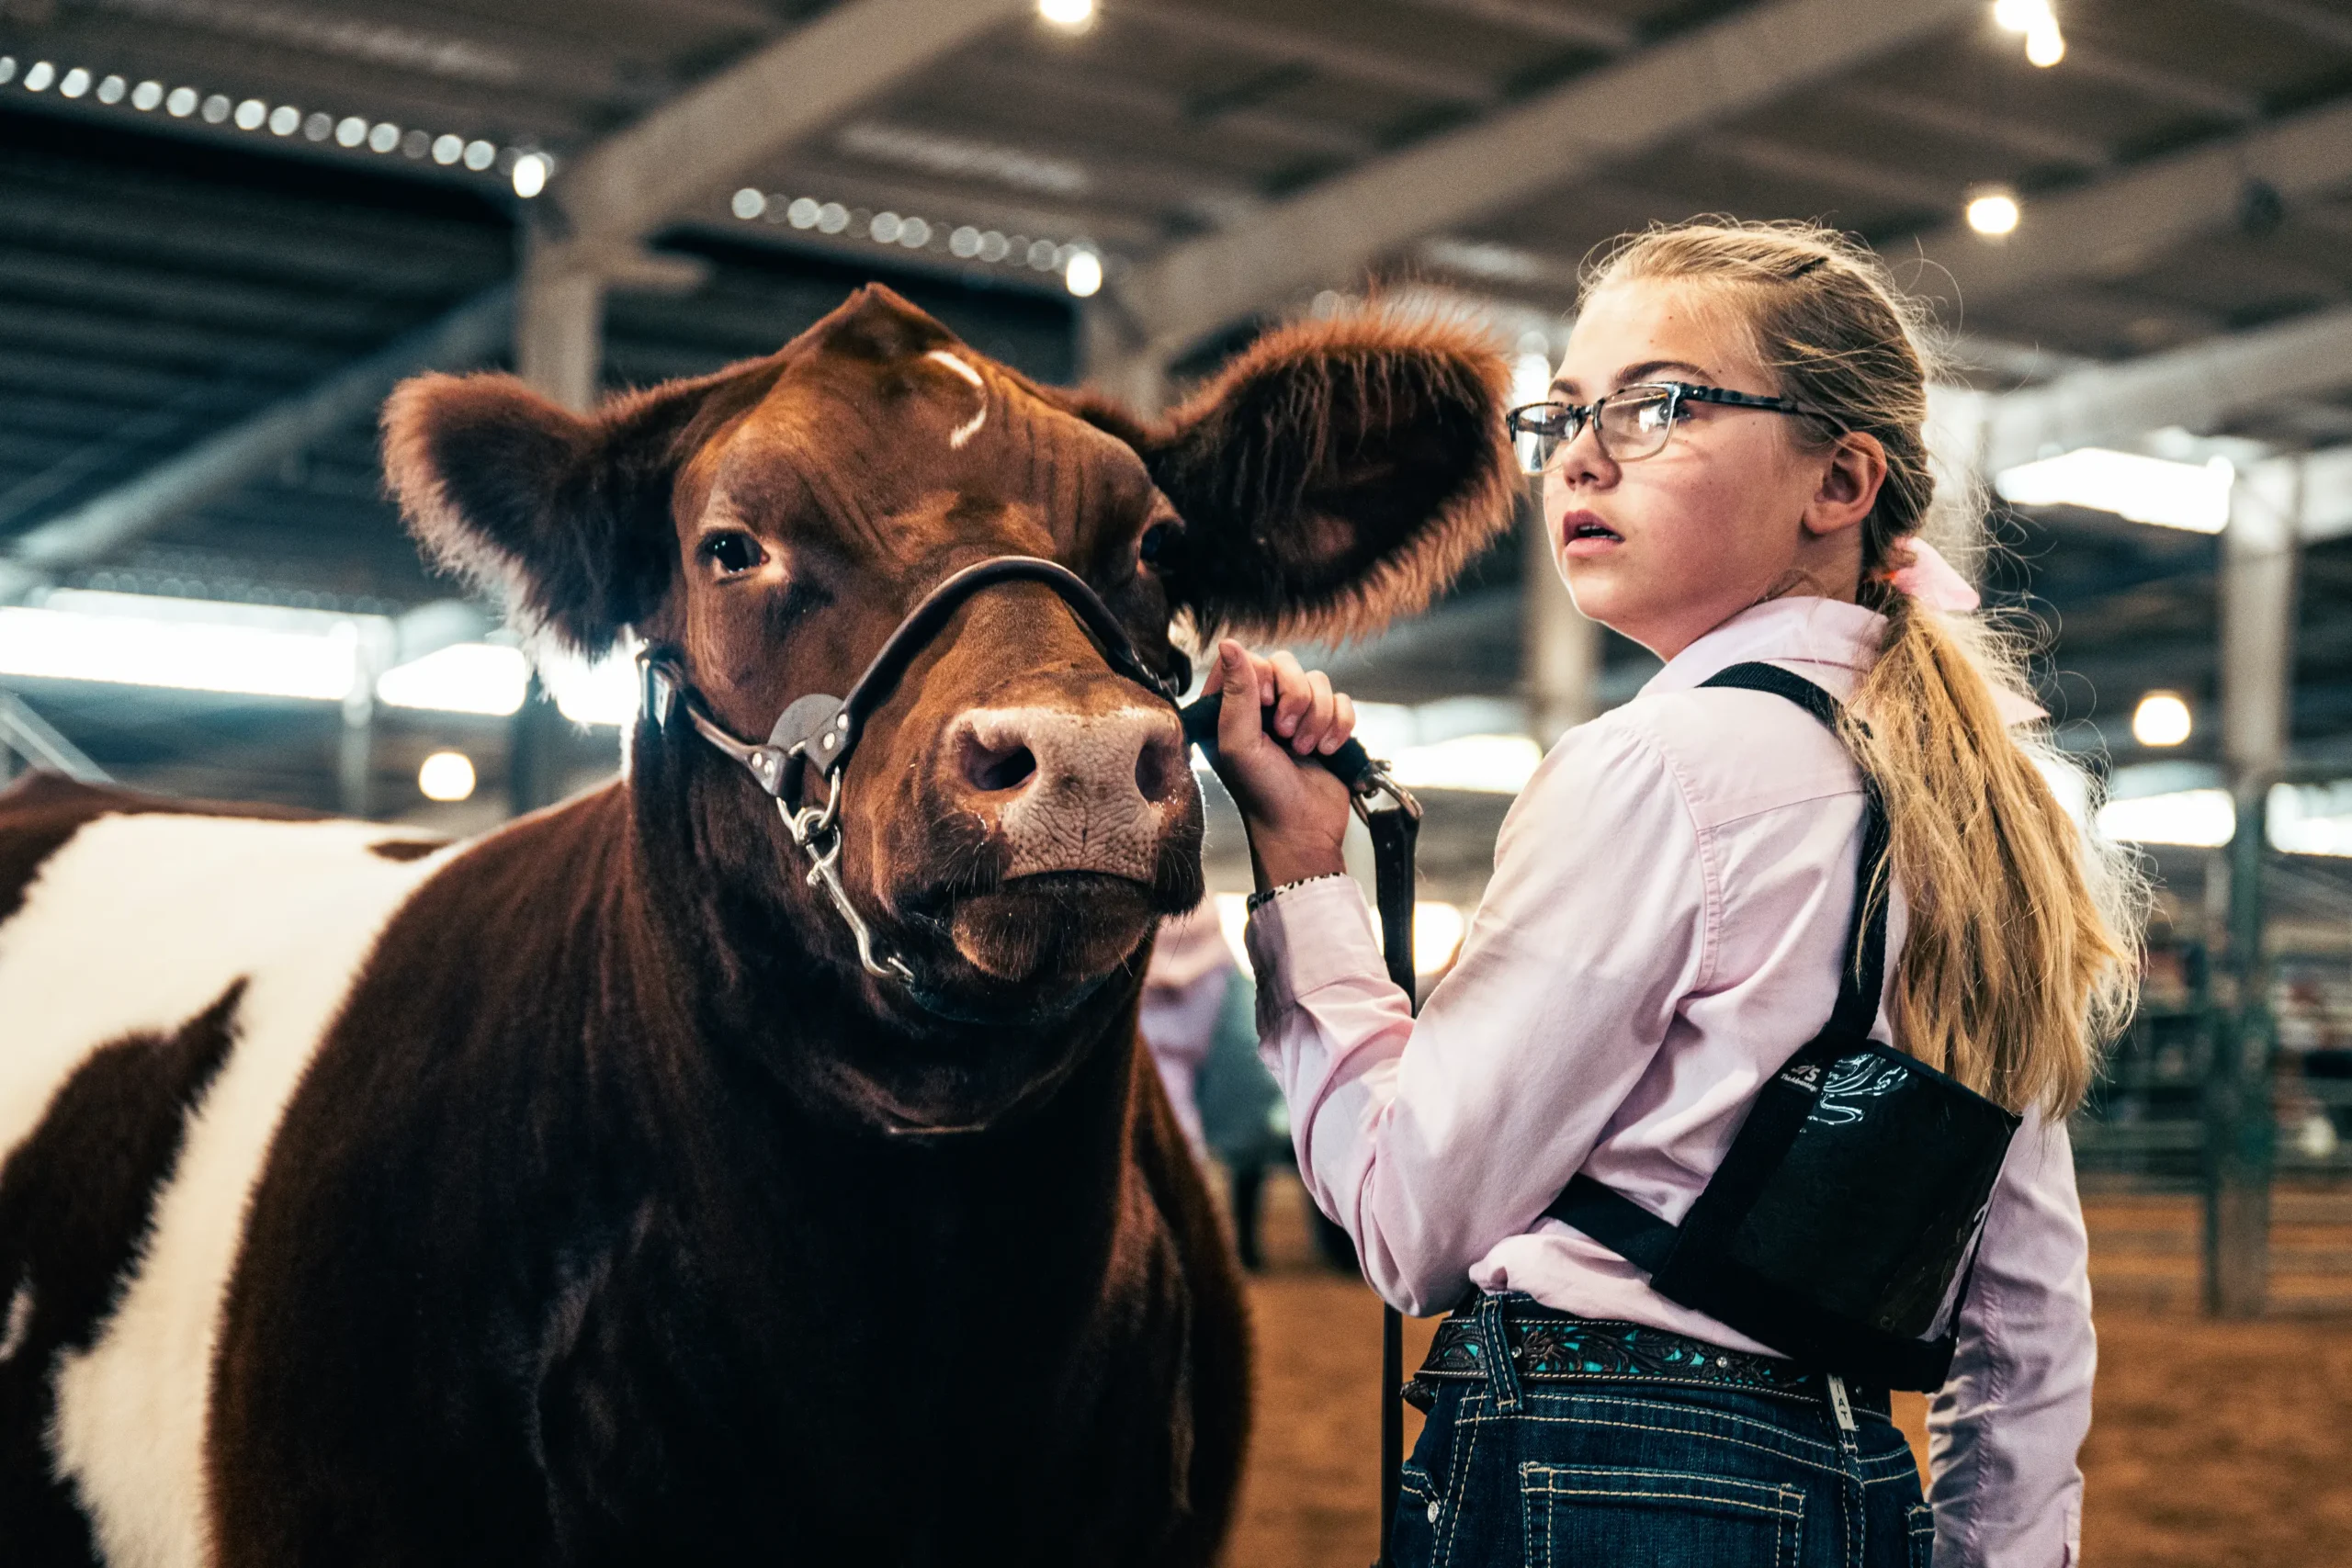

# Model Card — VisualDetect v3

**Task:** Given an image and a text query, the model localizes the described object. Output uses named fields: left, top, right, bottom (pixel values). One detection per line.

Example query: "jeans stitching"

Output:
left=1462, top=1390, right=1844, bottom=1458
left=1517, top=1464, right=1804, bottom=1565
left=1437, top=1388, right=1484, bottom=1568
left=1461, top=1406, right=1852, bottom=1477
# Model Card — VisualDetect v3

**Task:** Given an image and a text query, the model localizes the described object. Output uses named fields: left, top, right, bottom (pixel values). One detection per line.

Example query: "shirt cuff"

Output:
left=1243, top=873, right=1386, bottom=1009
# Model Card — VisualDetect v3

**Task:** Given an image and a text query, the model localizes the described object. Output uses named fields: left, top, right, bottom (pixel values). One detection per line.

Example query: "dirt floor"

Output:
left=1224, top=1175, right=2352, bottom=1568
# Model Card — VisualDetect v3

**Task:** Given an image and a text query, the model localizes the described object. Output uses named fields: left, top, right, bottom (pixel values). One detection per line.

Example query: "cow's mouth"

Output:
left=937, top=871, right=1158, bottom=988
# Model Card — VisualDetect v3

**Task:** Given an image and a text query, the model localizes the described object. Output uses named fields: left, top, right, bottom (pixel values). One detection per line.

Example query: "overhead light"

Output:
left=1412, top=901, right=1468, bottom=975
left=1993, top=0, right=2065, bottom=64
left=1064, top=249, right=1102, bottom=297
left=2096, top=789, right=2233, bottom=848
left=1966, top=192, right=2020, bottom=236
left=24, top=61, right=55, bottom=92
left=1039, top=0, right=1095, bottom=26
left=2132, top=692, right=2192, bottom=748
left=513, top=152, right=548, bottom=197
left=2271, top=782, right=2352, bottom=858
left=59, top=66, right=90, bottom=98
left=417, top=750, right=477, bottom=803
left=731, top=187, right=766, bottom=220
left=1994, top=448, right=2233, bottom=532
left=541, top=648, right=640, bottom=728
left=1387, top=733, right=1544, bottom=795
left=0, top=597, right=356, bottom=701
left=376, top=642, right=528, bottom=716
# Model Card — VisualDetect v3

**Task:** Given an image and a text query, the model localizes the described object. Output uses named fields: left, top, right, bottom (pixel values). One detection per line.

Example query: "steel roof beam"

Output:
left=1905, top=96, right=2352, bottom=320
left=1945, top=305, right=2352, bottom=476
left=1109, top=0, right=1981, bottom=361
left=0, top=286, right=513, bottom=604
left=550, top=0, right=1032, bottom=254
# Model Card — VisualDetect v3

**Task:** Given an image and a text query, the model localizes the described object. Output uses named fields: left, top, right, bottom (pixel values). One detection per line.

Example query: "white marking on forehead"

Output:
left=925, top=351, right=989, bottom=448
left=926, top=350, right=983, bottom=388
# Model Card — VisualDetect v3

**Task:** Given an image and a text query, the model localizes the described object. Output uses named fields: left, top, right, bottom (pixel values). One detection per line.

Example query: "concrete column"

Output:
left=508, top=671, right=568, bottom=818
left=1079, top=303, right=1169, bottom=416
left=1521, top=496, right=1599, bottom=744
left=518, top=238, right=605, bottom=414
left=2204, top=457, right=2302, bottom=1318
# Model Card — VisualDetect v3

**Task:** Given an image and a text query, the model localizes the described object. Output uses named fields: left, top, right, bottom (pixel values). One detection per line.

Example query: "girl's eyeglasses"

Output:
left=1506, top=381, right=1849, bottom=474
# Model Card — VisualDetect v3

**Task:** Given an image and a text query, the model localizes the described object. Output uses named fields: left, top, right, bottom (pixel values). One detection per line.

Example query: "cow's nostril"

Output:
left=964, top=735, right=1037, bottom=794
left=1134, top=732, right=1182, bottom=805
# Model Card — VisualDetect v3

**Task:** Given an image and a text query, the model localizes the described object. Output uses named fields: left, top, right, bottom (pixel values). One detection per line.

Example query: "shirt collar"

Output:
left=1640, top=597, right=1888, bottom=699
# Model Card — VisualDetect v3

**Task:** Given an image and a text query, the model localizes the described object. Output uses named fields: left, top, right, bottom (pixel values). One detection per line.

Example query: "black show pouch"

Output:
left=1545, top=663, right=2021, bottom=1392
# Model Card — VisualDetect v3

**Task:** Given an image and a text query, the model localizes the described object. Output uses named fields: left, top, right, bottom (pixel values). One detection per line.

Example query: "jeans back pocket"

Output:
left=1520, top=1463, right=1803, bottom=1568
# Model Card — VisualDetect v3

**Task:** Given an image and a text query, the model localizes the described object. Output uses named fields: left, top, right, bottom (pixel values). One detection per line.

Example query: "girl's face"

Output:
left=1543, top=277, right=1884, bottom=660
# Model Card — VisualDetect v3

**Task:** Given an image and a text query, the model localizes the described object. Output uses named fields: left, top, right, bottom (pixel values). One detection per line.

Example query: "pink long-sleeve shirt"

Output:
left=1245, top=596, right=2094, bottom=1568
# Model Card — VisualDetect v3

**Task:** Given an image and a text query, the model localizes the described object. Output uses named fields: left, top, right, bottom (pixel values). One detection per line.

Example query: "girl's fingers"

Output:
left=1322, top=692, right=1357, bottom=754
left=1214, top=640, right=1270, bottom=761
left=1269, top=650, right=1312, bottom=737
left=1294, top=671, right=1336, bottom=754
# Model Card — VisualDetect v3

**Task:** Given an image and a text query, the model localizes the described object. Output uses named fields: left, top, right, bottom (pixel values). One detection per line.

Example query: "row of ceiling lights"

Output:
left=1962, top=2, right=2068, bottom=236
left=730, top=187, right=1107, bottom=296
left=0, top=53, right=552, bottom=197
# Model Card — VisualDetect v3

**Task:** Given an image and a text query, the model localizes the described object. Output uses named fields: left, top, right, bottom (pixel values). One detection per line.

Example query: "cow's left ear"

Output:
left=1119, top=313, right=1518, bottom=641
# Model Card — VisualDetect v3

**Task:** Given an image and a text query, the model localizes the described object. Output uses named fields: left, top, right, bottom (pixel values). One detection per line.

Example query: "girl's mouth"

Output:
left=1559, top=512, right=1623, bottom=555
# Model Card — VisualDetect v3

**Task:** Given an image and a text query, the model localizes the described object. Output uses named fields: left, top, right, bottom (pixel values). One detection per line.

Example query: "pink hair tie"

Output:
left=1883, top=537, right=1979, bottom=613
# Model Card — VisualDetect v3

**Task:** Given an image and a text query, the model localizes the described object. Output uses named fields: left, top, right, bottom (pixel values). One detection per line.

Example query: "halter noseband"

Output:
left=639, top=556, right=1189, bottom=987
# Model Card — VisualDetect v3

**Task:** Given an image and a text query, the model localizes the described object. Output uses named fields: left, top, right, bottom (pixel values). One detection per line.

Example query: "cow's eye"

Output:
left=698, top=531, right=765, bottom=578
left=1138, top=522, right=1182, bottom=570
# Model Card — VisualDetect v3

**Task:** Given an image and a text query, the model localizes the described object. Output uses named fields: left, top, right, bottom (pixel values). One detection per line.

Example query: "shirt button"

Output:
left=1428, top=1500, right=1442, bottom=1524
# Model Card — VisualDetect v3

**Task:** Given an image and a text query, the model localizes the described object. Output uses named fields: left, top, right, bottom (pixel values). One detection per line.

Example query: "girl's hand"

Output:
left=1206, top=638, right=1358, bottom=891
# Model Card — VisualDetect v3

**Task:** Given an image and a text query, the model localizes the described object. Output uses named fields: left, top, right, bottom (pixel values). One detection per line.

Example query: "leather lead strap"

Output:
left=1364, top=799, right=1419, bottom=1568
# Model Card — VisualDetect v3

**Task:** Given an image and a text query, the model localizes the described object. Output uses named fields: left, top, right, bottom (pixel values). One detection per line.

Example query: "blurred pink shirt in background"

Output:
left=1246, top=596, right=2094, bottom=1568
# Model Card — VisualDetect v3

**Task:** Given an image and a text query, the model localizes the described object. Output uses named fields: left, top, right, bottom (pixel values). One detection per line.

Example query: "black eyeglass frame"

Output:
left=1506, top=380, right=1850, bottom=470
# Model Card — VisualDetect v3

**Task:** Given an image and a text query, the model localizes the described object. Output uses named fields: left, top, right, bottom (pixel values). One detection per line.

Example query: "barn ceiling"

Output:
left=0, top=0, right=2347, bottom=830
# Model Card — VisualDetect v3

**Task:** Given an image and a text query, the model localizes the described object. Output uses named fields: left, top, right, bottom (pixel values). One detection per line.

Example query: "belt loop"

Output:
left=1475, top=1292, right=1524, bottom=1413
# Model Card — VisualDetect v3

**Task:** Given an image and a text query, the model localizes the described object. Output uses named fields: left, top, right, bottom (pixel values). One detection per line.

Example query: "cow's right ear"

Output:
left=380, top=372, right=716, bottom=658
left=1097, top=312, right=1517, bottom=644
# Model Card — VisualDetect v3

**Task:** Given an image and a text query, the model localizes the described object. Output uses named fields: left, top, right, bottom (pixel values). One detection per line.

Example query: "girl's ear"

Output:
left=380, top=370, right=737, bottom=658
left=1804, top=431, right=1888, bottom=538
left=1100, top=314, right=1519, bottom=642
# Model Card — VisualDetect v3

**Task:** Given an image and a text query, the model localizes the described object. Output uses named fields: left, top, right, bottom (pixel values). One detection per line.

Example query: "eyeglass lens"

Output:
left=1512, top=387, right=1679, bottom=474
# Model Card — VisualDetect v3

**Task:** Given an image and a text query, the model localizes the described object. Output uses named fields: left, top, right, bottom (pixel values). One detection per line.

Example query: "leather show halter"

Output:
left=638, top=554, right=1419, bottom=992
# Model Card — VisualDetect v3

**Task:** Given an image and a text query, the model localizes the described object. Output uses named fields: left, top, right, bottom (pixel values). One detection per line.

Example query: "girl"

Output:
left=1209, top=220, right=2140, bottom=1568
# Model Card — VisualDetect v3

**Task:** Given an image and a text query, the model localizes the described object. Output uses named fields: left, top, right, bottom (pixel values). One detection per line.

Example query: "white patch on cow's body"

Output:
left=926, top=350, right=989, bottom=448
left=0, top=812, right=450, bottom=1568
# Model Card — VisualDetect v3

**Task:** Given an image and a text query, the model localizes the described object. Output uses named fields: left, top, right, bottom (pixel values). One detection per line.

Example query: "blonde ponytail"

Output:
left=1588, top=220, right=2144, bottom=1118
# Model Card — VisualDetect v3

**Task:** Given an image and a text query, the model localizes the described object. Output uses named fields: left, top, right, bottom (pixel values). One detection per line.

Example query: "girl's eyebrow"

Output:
left=1549, top=358, right=1714, bottom=397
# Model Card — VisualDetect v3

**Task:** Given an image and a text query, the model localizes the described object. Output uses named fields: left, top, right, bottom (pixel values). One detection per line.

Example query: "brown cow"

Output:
left=0, top=285, right=1512, bottom=1565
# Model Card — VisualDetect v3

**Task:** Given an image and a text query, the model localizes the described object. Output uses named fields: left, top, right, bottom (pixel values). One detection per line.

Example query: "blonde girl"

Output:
left=1209, top=219, right=2140, bottom=1568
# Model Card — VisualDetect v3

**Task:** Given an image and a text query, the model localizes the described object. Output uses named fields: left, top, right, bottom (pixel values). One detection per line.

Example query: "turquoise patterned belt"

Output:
left=1408, top=1293, right=1894, bottom=1418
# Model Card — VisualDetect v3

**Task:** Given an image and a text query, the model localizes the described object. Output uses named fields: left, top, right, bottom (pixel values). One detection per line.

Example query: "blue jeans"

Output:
left=1396, top=1302, right=1932, bottom=1567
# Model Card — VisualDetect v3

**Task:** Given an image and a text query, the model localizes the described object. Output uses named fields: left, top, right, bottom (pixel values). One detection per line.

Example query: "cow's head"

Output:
left=384, top=286, right=1510, bottom=1127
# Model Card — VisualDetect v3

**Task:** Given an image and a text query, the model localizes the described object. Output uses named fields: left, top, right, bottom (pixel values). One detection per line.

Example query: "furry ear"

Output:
left=380, top=372, right=725, bottom=658
left=1131, top=313, right=1519, bottom=642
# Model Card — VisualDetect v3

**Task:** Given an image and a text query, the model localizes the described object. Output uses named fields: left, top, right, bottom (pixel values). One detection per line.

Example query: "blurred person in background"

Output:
left=1147, top=898, right=1361, bottom=1270
left=1209, top=220, right=2143, bottom=1568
